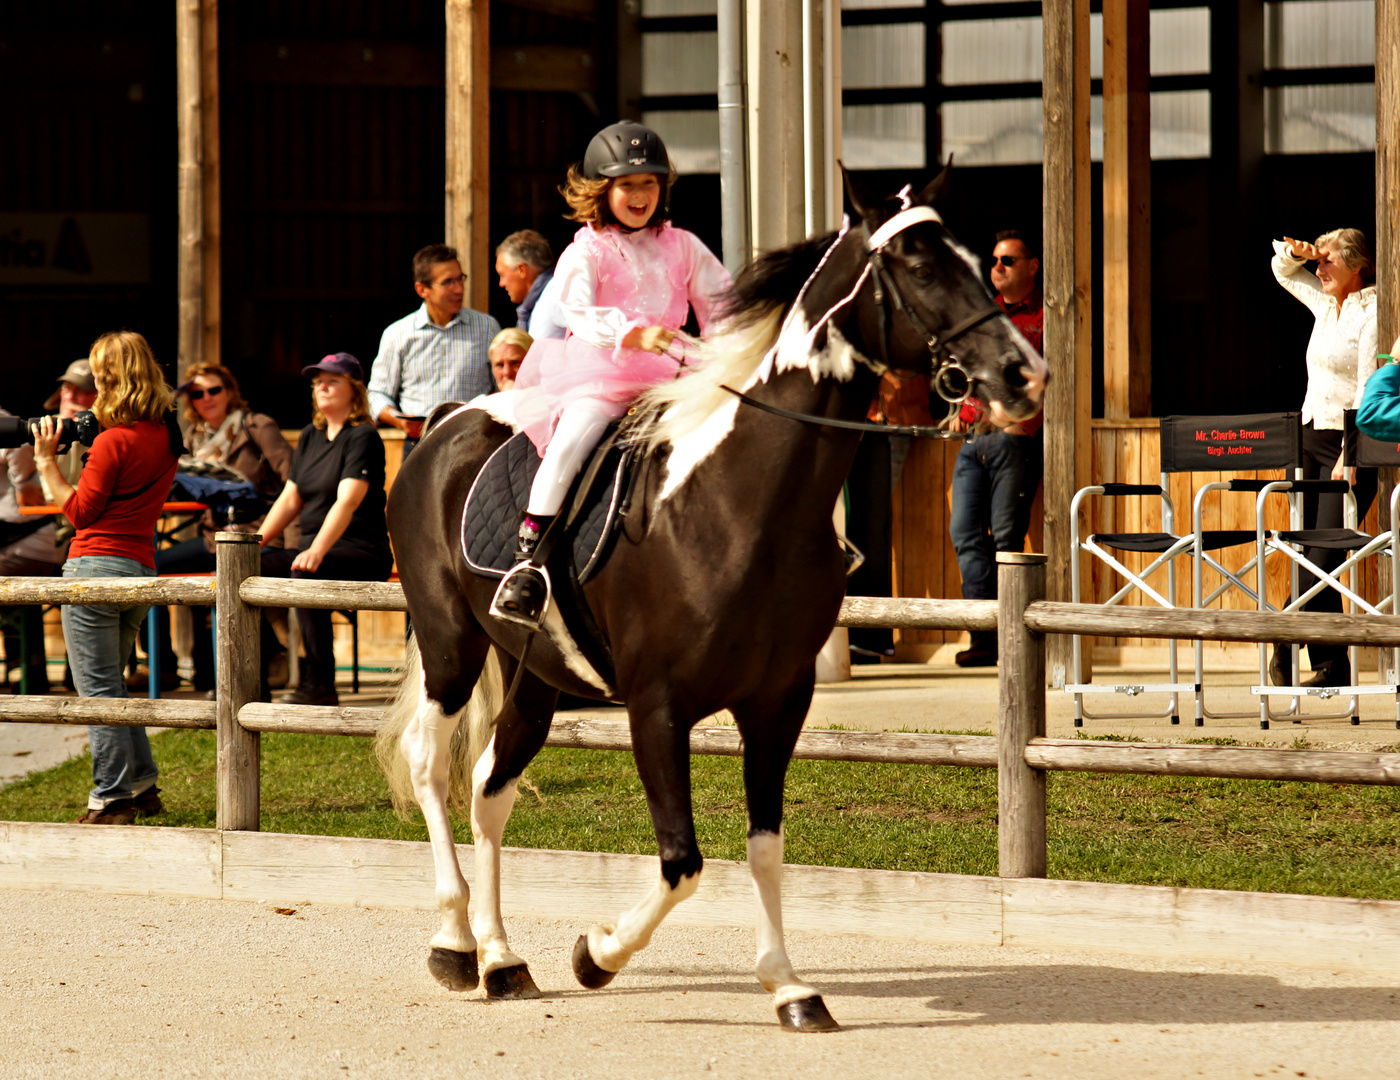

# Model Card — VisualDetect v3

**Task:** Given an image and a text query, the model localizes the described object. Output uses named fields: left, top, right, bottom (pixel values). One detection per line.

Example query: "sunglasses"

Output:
left=187, top=385, right=225, bottom=401
left=993, top=255, right=1031, bottom=267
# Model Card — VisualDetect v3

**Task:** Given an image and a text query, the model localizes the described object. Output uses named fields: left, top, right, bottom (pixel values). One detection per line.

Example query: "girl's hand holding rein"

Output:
left=623, top=325, right=676, bottom=354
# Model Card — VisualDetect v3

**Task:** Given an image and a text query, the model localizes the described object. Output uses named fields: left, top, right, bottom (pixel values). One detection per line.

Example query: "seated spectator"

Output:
left=258, top=354, right=394, bottom=706
left=468, top=328, right=532, bottom=406
left=149, top=363, right=295, bottom=695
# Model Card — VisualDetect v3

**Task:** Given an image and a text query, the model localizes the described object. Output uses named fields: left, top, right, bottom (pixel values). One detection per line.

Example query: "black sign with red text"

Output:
left=1344, top=409, right=1400, bottom=467
left=1160, top=413, right=1301, bottom=473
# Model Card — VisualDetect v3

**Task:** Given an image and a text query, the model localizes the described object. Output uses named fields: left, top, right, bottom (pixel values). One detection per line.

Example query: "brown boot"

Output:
left=955, top=632, right=998, bottom=668
left=74, top=800, right=138, bottom=825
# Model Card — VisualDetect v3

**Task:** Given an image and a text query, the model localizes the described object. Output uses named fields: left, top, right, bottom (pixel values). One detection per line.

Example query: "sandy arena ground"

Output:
left=2, top=888, right=1398, bottom=1080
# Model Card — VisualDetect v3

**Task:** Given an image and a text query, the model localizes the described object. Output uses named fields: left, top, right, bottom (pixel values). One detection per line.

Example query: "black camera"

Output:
left=0, top=410, right=100, bottom=451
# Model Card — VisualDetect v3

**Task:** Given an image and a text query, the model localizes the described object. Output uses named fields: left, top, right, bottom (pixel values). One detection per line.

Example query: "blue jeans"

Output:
left=949, top=431, right=1042, bottom=602
left=61, top=555, right=158, bottom=809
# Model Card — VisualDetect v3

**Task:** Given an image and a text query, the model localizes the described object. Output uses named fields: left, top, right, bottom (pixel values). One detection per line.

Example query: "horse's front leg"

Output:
left=470, top=661, right=556, bottom=999
left=400, top=687, right=477, bottom=992
left=571, top=699, right=702, bottom=988
left=736, top=675, right=839, bottom=1032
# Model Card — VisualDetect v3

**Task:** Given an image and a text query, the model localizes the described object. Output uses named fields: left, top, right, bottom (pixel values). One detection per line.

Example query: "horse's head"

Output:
left=838, top=164, right=1049, bottom=427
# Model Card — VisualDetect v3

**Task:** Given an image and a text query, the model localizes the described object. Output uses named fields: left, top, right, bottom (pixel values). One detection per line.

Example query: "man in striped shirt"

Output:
left=368, top=244, right=501, bottom=447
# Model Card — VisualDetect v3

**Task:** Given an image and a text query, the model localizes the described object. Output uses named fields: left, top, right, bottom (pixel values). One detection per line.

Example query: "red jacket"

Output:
left=65, top=420, right=179, bottom=569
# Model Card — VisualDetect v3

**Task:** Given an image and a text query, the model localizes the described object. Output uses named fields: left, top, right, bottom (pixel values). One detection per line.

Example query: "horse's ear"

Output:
left=914, top=156, right=954, bottom=207
left=839, top=161, right=875, bottom=221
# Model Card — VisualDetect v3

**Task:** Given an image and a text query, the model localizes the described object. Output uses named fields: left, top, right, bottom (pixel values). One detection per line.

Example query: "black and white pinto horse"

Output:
left=376, top=168, right=1047, bottom=1032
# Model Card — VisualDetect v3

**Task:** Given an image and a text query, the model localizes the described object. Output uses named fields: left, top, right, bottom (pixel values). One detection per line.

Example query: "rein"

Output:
left=719, top=384, right=962, bottom=440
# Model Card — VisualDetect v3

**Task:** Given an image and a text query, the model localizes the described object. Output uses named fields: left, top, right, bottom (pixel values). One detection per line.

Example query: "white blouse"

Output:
left=1271, top=239, right=1379, bottom=431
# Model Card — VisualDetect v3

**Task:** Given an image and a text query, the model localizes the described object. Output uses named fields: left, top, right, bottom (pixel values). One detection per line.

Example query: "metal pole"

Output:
left=998, top=552, right=1048, bottom=878
left=717, top=0, right=750, bottom=274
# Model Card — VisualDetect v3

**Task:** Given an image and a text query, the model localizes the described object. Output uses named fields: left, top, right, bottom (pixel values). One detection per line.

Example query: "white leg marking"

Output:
left=748, top=829, right=819, bottom=1008
left=469, top=736, right=529, bottom=978
left=399, top=678, right=475, bottom=955
left=588, top=869, right=702, bottom=974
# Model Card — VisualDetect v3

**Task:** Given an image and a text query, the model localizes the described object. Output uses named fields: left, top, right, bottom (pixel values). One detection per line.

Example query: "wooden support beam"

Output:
left=1378, top=0, right=1400, bottom=677
left=446, top=0, right=491, bottom=313
left=747, top=0, right=806, bottom=253
left=176, top=0, right=204, bottom=375
left=201, top=0, right=220, bottom=368
left=1041, top=0, right=1094, bottom=687
left=1101, top=0, right=1150, bottom=419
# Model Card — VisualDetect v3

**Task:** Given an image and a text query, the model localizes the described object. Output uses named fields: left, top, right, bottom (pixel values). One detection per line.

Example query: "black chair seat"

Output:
left=1092, top=529, right=1256, bottom=554
left=1272, top=528, right=1372, bottom=551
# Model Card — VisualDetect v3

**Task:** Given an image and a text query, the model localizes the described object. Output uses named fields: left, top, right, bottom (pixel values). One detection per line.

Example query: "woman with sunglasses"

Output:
left=149, top=363, right=294, bottom=694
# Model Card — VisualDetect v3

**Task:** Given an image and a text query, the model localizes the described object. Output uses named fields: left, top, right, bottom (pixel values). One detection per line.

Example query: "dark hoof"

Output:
left=777, top=996, right=840, bottom=1033
left=428, top=946, right=479, bottom=992
left=485, top=963, right=542, bottom=1000
left=571, top=934, right=617, bottom=989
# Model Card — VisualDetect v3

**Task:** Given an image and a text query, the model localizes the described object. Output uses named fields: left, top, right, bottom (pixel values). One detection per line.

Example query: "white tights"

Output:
left=526, top=399, right=616, bottom=518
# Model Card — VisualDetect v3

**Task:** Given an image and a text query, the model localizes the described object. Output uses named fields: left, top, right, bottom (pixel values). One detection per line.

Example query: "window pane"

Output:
left=1151, top=90, right=1211, bottom=158
left=1265, top=1, right=1375, bottom=68
left=941, top=18, right=1042, bottom=85
left=642, top=0, right=716, bottom=14
left=1151, top=7, right=1210, bottom=76
left=841, top=103, right=925, bottom=168
left=941, top=98, right=1042, bottom=165
left=642, top=110, right=720, bottom=173
left=843, top=23, right=924, bottom=89
left=642, top=32, right=718, bottom=96
left=843, top=0, right=923, bottom=9
left=1265, top=83, right=1376, bottom=152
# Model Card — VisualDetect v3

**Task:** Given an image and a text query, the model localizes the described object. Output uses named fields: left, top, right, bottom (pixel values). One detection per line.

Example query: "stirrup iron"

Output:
left=491, top=562, right=552, bottom=631
left=837, top=535, right=866, bottom=577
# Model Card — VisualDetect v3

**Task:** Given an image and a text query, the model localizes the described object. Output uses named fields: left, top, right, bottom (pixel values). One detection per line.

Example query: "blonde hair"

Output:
left=310, top=375, right=373, bottom=430
left=180, top=362, right=248, bottom=428
left=559, top=162, right=678, bottom=228
left=1316, top=228, right=1375, bottom=284
left=88, top=331, right=174, bottom=427
left=489, top=327, right=533, bottom=360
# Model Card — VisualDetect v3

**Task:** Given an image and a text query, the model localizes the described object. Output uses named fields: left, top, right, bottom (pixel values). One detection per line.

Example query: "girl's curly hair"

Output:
left=559, top=162, right=679, bottom=230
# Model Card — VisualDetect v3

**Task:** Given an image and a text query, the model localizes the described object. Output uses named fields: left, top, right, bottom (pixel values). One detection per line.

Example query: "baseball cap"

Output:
left=301, top=352, right=365, bottom=382
left=43, top=359, right=96, bottom=410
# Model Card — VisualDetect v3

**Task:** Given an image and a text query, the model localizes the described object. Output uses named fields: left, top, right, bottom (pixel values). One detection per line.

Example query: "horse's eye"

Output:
left=908, top=263, right=934, bottom=281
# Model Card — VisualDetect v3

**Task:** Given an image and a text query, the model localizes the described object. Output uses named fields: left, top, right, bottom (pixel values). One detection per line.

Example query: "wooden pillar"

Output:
left=176, top=0, right=220, bottom=374
left=215, top=533, right=261, bottom=831
left=747, top=0, right=806, bottom=254
left=1042, top=0, right=1093, bottom=687
left=1378, top=0, right=1399, bottom=676
left=997, top=553, right=1047, bottom=879
left=1102, top=0, right=1150, bottom=420
left=446, top=0, right=491, bottom=313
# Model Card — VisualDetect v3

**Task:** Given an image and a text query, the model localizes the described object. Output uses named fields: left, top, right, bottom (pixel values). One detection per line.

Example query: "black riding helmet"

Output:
left=583, top=121, right=671, bottom=179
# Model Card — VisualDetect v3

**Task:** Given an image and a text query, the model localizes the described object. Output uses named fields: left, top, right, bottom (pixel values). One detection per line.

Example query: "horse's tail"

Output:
left=374, top=633, right=506, bottom=817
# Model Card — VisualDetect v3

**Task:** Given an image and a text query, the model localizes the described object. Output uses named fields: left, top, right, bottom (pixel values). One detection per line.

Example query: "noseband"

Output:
left=862, top=206, right=1003, bottom=404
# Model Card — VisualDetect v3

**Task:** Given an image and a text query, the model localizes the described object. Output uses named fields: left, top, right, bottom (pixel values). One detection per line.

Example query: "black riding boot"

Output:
left=490, top=514, right=554, bottom=631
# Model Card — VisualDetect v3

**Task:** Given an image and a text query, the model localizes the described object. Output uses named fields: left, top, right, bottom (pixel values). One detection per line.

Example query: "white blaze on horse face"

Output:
left=748, top=829, right=820, bottom=1008
left=469, top=736, right=530, bottom=978
left=542, top=603, right=615, bottom=695
left=400, top=675, right=475, bottom=954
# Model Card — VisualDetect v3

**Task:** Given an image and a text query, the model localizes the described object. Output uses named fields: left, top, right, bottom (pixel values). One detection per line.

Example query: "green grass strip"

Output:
left=2, top=728, right=1398, bottom=900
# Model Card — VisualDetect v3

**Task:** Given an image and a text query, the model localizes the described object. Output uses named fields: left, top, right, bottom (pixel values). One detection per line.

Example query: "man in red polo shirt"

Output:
left=947, top=229, right=1044, bottom=667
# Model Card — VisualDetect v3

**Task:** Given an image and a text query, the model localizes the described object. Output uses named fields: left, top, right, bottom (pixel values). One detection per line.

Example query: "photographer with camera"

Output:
left=30, top=331, right=182, bottom=825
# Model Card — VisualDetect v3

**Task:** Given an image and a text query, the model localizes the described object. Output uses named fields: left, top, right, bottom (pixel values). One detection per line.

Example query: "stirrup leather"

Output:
left=491, top=561, right=552, bottom=631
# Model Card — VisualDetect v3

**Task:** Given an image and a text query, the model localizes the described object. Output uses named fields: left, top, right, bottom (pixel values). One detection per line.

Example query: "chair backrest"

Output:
left=1344, top=409, right=1400, bottom=467
left=1159, top=413, right=1302, bottom=474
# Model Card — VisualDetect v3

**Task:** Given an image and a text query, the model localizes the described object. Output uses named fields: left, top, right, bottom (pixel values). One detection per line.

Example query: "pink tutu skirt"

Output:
left=512, top=336, right=683, bottom=453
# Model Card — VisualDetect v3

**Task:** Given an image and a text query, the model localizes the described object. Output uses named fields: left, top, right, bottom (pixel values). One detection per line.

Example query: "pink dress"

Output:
left=513, top=221, right=730, bottom=453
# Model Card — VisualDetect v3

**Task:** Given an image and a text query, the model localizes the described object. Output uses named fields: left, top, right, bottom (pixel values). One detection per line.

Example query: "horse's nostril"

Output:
left=1002, top=359, right=1027, bottom=391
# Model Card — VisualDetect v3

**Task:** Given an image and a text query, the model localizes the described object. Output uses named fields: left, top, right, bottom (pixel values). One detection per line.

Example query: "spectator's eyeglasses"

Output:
left=993, top=255, right=1031, bottom=267
left=187, top=386, right=225, bottom=401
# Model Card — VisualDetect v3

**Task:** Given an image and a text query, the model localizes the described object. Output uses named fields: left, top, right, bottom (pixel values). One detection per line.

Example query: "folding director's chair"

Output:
left=1067, top=413, right=1300, bottom=727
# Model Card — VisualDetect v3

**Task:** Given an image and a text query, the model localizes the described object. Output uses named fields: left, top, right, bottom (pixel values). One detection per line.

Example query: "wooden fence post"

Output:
left=998, top=552, right=1047, bottom=878
left=215, top=532, right=261, bottom=831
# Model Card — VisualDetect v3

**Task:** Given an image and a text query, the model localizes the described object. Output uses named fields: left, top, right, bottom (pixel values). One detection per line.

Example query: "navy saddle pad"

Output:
left=460, top=431, right=629, bottom=583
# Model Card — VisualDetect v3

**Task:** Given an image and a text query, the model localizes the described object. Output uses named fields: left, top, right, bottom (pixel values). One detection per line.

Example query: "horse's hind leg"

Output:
left=470, top=650, right=557, bottom=999
left=571, top=698, right=702, bottom=988
left=399, top=634, right=490, bottom=992
left=735, top=674, right=839, bottom=1032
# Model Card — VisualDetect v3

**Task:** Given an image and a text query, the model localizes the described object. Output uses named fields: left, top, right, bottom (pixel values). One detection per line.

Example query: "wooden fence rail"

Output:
left=5, top=536, right=1400, bottom=882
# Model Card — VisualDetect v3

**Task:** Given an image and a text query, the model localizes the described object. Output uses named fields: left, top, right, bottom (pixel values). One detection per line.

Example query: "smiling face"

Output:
left=1315, top=245, right=1363, bottom=300
left=189, top=374, right=229, bottom=429
left=414, top=259, right=466, bottom=325
left=607, top=174, right=662, bottom=230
